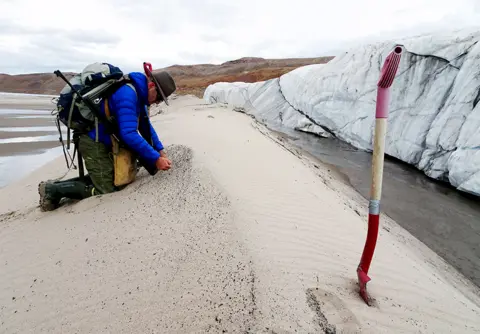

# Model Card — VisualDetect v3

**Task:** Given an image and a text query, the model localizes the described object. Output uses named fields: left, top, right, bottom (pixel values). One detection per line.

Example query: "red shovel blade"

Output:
left=357, top=267, right=372, bottom=305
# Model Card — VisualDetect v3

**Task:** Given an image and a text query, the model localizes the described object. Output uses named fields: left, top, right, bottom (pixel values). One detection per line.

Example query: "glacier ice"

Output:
left=204, top=28, right=480, bottom=196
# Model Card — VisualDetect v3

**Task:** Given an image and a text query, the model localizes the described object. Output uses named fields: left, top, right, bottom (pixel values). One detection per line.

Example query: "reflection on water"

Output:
left=0, top=135, right=61, bottom=144
left=266, top=121, right=480, bottom=288
left=0, top=107, right=63, bottom=188
left=0, top=108, right=52, bottom=115
left=4, top=115, right=54, bottom=119
left=0, top=146, right=64, bottom=188
left=0, top=126, right=58, bottom=132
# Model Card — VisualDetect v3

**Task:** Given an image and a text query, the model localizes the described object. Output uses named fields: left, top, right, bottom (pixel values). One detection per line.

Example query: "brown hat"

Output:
left=150, top=71, right=176, bottom=106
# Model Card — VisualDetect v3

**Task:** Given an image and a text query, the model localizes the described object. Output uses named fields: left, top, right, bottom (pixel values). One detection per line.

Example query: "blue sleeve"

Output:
left=110, top=86, right=160, bottom=167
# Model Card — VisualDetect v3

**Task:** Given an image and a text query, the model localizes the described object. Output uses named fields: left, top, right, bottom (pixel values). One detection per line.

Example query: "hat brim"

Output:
left=145, top=68, right=169, bottom=106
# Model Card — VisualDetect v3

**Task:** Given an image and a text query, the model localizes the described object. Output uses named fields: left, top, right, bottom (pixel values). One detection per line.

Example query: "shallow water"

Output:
left=0, top=107, right=64, bottom=188
left=267, top=122, right=480, bottom=288
left=0, top=126, right=58, bottom=132
left=5, top=115, right=53, bottom=119
left=0, top=146, right=63, bottom=188
left=0, top=134, right=61, bottom=144
left=0, top=108, right=51, bottom=115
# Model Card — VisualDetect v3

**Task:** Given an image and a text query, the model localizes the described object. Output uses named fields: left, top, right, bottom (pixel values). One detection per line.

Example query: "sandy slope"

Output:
left=1, top=95, right=479, bottom=333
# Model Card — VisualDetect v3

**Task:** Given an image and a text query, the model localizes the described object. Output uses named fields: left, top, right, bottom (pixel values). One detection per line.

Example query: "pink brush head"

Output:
left=378, top=46, right=402, bottom=88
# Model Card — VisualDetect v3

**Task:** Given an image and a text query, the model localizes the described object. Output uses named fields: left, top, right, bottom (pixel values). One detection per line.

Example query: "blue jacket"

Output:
left=87, top=72, right=164, bottom=168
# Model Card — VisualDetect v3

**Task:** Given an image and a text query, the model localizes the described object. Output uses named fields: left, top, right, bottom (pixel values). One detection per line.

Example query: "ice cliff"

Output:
left=204, top=29, right=480, bottom=196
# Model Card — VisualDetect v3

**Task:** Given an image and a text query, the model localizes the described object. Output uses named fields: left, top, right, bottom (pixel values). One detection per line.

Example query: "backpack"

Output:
left=55, top=62, right=132, bottom=135
left=53, top=62, right=138, bottom=176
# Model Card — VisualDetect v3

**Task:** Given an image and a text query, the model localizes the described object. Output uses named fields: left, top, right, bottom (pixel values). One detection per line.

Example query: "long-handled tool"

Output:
left=357, top=45, right=403, bottom=305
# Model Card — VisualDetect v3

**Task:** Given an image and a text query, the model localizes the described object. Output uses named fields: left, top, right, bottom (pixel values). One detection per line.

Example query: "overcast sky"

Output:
left=1, top=0, right=480, bottom=74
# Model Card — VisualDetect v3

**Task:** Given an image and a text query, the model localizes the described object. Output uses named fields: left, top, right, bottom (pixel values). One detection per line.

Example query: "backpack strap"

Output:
left=91, top=81, right=137, bottom=143
left=103, top=94, right=140, bottom=152
left=126, top=82, right=136, bottom=97
left=104, top=98, right=111, bottom=119
left=66, top=92, right=77, bottom=147
left=102, top=99, right=109, bottom=144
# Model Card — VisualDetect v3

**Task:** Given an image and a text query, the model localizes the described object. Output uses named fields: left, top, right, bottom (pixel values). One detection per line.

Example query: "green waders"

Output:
left=38, top=134, right=117, bottom=211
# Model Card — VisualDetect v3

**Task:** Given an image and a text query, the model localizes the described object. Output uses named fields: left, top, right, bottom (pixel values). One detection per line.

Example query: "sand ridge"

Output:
left=0, top=95, right=479, bottom=333
left=0, top=145, right=257, bottom=333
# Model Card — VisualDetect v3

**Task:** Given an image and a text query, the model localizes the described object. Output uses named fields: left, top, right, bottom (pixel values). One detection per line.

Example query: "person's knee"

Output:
left=91, top=181, right=116, bottom=195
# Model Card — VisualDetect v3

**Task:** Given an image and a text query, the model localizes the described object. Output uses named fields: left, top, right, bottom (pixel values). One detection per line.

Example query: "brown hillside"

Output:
left=0, top=72, right=76, bottom=95
left=0, top=56, right=334, bottom=97
left=159, top=56, right=334, bottom=97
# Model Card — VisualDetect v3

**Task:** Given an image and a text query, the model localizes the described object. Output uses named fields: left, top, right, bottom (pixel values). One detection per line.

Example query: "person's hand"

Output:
left=156, top=156, right=172, bottom=171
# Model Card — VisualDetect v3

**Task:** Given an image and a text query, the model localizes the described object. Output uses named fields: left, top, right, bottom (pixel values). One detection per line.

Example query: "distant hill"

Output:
left=0, top=72, right=76, bottom=95
left=0, top=56, right=334, bottom=97
left=159, top=56, right=334, bottom=97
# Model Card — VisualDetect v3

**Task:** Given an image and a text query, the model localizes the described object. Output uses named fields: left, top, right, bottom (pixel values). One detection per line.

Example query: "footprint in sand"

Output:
left=306, top=287, right=362, bottom=334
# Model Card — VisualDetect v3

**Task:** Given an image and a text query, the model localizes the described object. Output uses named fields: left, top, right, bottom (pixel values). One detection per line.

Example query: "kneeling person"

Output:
left=39, top=70, right=175, bottom=211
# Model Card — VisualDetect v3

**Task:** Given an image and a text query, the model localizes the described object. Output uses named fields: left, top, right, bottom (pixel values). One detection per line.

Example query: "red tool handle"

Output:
left=357, top=45, right=403, bottom=306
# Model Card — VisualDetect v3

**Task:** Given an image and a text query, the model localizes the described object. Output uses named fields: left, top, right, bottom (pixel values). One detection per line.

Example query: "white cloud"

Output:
left=0, top=0, right=479, bottom=74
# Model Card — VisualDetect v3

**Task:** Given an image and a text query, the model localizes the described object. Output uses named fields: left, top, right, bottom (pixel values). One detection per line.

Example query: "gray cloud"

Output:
left=177, top=50, right=221, bottom=64
left=0, top=19, right=120, bottom=46
left=0, top=32, right=123, bottom=74
left=1, top=0, right=480, bottom=74
left=0, top=17, right=124, bottom=73
left=63, top=30, right=121, bottom=46
left=0, top=19, right=59, bottom=36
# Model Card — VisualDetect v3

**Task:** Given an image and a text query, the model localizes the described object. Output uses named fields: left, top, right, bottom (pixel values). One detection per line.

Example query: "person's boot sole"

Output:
left=38, top=182, right=57, bottom=212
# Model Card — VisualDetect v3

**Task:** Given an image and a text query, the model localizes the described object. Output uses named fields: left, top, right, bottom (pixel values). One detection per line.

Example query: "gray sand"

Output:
left=1, top=95, right=479, bottom=333
left=0, top=145, right=256, bottom=333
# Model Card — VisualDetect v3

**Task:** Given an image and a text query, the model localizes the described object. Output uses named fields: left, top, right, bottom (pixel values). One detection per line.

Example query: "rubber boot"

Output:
left=38, top=179, right=97, bottom=212
left=52, top=175, right=93, bottom=184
